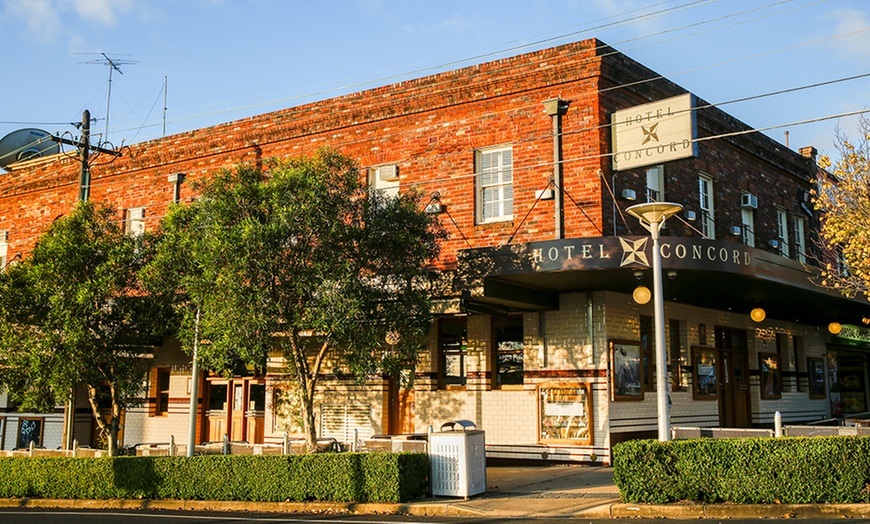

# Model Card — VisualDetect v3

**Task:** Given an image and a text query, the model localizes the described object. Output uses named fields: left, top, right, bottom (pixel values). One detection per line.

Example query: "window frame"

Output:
left=124, top=207, right=146, bottom=237
left=493, top=315, right=524, bottom=387
left=476, top=146, right=514, bottom=224
left=369, top=163, right=400, bottom=199
left=740, top=202, right=755, bottom=247
left=438, top=317, right=467, bottom=389
left=759, top=351, right=782, bottom=400
left=646, top=165, right=665, bottom=202
left=776, top=207, right=790, bottom=258
left=154, top=367, right=171, bottom=416
left=698, top=173, right=715, bottom=239
left=793, top=216, right=806, bottom=263
left=16, top=417, right=43, bottom=449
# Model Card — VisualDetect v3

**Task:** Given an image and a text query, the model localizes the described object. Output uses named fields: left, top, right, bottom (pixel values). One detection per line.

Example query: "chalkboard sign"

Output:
left=16, top=418, right=42, bottom=449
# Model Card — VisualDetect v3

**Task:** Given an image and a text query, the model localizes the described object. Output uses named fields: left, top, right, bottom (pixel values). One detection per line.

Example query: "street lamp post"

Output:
left=626, top=202, right=683, bottom=442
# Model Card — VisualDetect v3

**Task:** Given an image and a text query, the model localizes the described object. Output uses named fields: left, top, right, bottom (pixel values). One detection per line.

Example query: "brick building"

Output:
left=2, top=38, right=869, bottom=462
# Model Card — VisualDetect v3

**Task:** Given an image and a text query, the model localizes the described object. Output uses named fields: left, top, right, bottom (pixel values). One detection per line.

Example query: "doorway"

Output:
left=715, top=327, right=751, bottom=428
left=204, top=378, right=265, bottom=443
left=386, top=370, right=415, bottom=435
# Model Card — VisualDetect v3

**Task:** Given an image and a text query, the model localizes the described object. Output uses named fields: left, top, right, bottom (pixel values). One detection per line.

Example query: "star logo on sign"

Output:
left=641, top=123, right=659, bottom=145
left=620, top=237, right=650, bottom=267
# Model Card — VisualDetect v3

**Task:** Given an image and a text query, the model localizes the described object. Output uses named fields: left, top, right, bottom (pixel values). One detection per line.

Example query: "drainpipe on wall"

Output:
left=543, top=99, right=569, bottom=239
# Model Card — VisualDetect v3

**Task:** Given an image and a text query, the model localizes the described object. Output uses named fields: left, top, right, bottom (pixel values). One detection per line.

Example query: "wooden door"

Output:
left=716, top=327, right=751, bottom=428
left=230, top=382, right=246, bottom=441
left=245, top=382, right=266, bottom=444
left=205, top=381, right=229, bottom=442
left=387, top=373, right=415, bottom=435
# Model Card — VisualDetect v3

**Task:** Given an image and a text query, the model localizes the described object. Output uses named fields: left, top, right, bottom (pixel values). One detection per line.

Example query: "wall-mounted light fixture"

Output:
left=750, top=307, right=766, bottom=323
left=683, top=210, right=697, bottom=221
left=633, top=285, right=651, bottom=304
left=621, top=189, right=637, bottom=201
left=730, top=225, right=742, bottom=236
left=768, top=239, right=780, bottom=249
left=828, top=322, right=842, bottom=335
left=425, top=191, right=444, bottom=214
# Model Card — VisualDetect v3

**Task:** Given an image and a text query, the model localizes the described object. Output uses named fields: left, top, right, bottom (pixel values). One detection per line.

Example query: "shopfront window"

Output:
left=439, top=317, right=467, bottom=388
left=539, top=384, right=592, bottom=444
left=494, top=316, right=524, bottom=386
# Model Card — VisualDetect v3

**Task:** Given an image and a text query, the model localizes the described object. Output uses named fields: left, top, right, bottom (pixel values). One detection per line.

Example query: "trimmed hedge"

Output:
left=613, top=436, right=870, bottom=504
left=0, top=452, right=429, bottom=503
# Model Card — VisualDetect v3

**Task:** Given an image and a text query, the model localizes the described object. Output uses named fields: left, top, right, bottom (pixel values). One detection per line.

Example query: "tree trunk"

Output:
left=86, top=384, right=121, bottom=456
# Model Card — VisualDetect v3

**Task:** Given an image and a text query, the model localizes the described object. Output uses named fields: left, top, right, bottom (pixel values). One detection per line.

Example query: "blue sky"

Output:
left=2, top=0, right=869, bottom=159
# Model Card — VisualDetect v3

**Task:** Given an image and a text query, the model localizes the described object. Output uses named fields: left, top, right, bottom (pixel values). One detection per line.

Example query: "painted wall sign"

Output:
left=611, top=93, right=698, bottom=170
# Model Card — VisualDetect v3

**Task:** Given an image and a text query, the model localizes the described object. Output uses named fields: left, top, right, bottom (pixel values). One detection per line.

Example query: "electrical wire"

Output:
left=104, top=0, right=818, bottom=139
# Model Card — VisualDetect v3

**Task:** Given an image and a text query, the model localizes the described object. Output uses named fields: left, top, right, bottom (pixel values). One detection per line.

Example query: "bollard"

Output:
left=29, top=441, right=35, bottom=457
left=353, top=428, right=359, bottom=452
left=72, top=439, right=78, bottom=458
left=222, top=433, right=229, bottom=455
left=170, top=435, right=176, bottom=456
left=283, top=431, right=290, bottom=455
left=775, top=411, right=783, bottom=437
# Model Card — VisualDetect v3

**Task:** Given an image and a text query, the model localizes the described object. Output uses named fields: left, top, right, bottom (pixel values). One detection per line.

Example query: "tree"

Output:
left=815, top=116, right=870, bottom=300
left=0, top=201, right=170, bottom=455
left=146, top=149, right=444, bottom=449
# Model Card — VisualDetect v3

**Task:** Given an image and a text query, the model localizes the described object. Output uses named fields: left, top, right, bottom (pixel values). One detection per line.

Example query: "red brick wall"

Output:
left=0, top=38, right=817, bottom=270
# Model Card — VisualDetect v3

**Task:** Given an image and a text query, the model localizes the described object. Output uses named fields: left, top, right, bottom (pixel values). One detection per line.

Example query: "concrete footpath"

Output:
left=4, top=464, right=870, bottom=519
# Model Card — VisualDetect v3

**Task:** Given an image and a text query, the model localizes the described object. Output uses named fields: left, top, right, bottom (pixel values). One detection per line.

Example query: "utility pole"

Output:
left=51, top=109, right=122, bottom=202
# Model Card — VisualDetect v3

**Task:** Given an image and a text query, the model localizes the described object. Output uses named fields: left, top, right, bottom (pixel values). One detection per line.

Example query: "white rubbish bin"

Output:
left=428, top=420, right=486, bottom=497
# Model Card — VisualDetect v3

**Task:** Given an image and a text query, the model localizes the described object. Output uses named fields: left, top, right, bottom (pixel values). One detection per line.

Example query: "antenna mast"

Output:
left=84, top=53, right=137, bottom=145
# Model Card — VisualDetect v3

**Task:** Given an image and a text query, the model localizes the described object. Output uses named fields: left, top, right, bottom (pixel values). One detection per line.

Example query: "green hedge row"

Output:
left=613, top=436, right=870, bottom=504
left=0, top=452, right=429, bottom=503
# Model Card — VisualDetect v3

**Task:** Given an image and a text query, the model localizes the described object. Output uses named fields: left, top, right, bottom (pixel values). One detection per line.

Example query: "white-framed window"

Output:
left=646, top=165, right=664, bottom=202
left=793, top=216, right=806, bottom=263
left=125, top=207, right=146, bottom=237
left=369, top=164, right=400, bottom=199
left=477, top=146, right=513, bottom=223
left=0, top=230, right=7, bottom=270
left=699, top=173, right=715, bottom=239
left=741, top=207, right=755, bottom=247
left=776, top=207, right=789, bottom=257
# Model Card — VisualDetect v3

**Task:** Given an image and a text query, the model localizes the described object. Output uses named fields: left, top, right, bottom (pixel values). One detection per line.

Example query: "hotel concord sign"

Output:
left=466, top=236, right=758, bottom=277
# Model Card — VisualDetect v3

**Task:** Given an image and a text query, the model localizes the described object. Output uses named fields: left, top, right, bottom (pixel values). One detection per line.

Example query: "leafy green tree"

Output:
left=146, top=149, right=443, bottom=449
left=816, top=116, right=870, bottom=300
left=0, top=201, right=170, bottom=455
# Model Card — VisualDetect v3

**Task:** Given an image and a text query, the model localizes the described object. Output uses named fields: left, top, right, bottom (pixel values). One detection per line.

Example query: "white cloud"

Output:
left=5, top=0, right=64, bottom=42
left=827, top=7, right=870, bottom=65
left=71, top=0, right=135, bottom=26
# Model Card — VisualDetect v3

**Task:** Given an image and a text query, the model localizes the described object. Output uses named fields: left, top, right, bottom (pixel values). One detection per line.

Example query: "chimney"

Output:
left=799, top=146, right=818, bottom=163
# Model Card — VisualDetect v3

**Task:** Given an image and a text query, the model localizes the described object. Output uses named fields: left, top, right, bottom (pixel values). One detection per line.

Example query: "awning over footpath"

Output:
left=455, top=236, right=870, bottom=326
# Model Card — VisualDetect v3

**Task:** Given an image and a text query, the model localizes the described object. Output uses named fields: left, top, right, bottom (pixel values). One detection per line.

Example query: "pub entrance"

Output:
left=715, top=327, right=751, bottom=428
left=203, top=377, right=266, bottom=443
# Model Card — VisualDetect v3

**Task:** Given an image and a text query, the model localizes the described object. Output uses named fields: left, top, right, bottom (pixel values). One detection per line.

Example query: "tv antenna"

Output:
left=82, top=53, right=138, bottom=145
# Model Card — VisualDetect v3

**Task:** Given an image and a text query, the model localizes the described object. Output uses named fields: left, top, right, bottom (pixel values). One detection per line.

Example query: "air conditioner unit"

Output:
left=127, top=208, right=145, bottom=220
left=741, top=193, right=758, bottom=209
left=376, top=164, right=399, bottom=182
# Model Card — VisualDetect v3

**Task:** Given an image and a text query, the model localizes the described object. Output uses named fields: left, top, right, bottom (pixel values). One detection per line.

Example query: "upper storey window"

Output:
left=477, top=146, right=513, bottom=223
left=698, top=174, right=715, bottom=239
left=369, top=164, right=400, bottom=199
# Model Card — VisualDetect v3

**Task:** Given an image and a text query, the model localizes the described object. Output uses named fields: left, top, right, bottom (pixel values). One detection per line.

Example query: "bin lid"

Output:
left=440, top=419, right=477, bottom=431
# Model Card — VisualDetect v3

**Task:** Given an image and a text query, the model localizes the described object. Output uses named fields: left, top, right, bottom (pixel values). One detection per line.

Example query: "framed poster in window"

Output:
left=16, top=417, right=43, bottom=449
left=692, top=347, right=718, bottom=399
left=759, top=352, right=782, bottom=399
left=539, top=383, right=593, bottom=445
left=610, top=339, right=643, bottom=400
left=808, top=357, right=826, bottom=399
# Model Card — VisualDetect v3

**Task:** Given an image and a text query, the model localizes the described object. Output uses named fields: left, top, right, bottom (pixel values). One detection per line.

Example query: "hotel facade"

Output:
left=2, top=39, right=869, bottom=462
